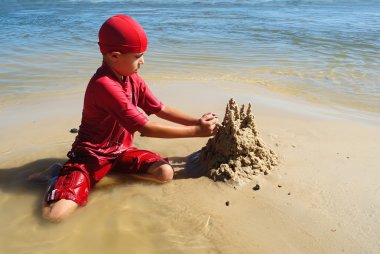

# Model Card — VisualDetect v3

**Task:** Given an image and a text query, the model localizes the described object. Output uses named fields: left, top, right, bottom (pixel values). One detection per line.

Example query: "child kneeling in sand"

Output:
left=30, top=15, right=218, bottom=222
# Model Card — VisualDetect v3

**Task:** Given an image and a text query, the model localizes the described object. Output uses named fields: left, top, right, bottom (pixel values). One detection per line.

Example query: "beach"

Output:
left=1, top=0, right=380, bottom=253
left=1, top=79, right=379, bottom=253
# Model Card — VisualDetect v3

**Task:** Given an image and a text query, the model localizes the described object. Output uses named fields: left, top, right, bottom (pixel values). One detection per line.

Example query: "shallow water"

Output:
left=0, top=173, right=217, bottom=254
left=0, top=127, right=219, bottom=254
left=1, top=0, right=379, bottom=112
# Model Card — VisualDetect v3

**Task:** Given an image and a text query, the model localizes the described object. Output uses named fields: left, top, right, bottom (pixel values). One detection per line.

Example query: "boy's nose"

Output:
left=139, top=56, right=144, bottom=65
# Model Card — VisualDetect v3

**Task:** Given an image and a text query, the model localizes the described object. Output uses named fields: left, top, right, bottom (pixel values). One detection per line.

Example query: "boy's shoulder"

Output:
left=88, top=68, right=146, bottom=90
left=88, top=72, right=116, bottom=90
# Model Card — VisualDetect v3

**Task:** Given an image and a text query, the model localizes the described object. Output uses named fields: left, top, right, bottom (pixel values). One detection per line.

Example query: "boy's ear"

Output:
left=109, top=51, right=121, bottom=61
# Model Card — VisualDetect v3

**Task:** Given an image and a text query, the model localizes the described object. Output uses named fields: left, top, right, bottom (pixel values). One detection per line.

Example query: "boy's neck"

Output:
left=102, top=60, right=125, bottom=83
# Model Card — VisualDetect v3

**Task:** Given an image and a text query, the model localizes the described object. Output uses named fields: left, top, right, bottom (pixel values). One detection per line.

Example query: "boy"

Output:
left=33, top=15, right=218, bottom=222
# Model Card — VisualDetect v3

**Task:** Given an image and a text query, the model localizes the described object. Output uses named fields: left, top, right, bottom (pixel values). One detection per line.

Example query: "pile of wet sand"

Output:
left=199, top=98, right=278, bottom=186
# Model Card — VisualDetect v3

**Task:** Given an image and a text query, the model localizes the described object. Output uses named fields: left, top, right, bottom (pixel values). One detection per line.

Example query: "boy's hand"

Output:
left=139, top=112, right=220, bottom=138
left=197, top=112, right=219, bottom=137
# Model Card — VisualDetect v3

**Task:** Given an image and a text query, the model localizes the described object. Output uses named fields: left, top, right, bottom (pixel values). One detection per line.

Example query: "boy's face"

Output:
left=109, top=52, right=145, bottom=76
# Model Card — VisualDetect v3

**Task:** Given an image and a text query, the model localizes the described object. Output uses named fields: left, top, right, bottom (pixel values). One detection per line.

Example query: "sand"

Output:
left=1, top=80, right=380, bottom=254
left=199, top=98, right=278, bottom=185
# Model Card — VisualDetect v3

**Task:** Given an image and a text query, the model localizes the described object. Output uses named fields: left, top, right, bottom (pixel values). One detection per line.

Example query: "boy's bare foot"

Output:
left=27, top=163, right=62, bottom=183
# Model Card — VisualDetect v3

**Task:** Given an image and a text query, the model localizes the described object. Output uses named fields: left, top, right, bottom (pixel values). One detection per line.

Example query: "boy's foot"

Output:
left=27, top=163, right=62, bottom=183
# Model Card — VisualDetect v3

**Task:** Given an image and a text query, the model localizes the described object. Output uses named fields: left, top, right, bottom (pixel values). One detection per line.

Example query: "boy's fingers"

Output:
left=204, top=117, right=215, bottom=122
left=202, top=112, right=216, bottom=118
left=201, top=113, right=217, bottom=121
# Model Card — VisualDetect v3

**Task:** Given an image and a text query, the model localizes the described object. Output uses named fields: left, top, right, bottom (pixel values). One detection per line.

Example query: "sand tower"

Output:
left=199, top=98, right=278, bottom=185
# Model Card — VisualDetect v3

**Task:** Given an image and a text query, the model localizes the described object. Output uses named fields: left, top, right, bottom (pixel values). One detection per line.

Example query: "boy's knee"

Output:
left=42, top=199, right=78, bottom=222
left=157, top=164, right=174, bottom=182
left=43, top=209, right=64, bottom=223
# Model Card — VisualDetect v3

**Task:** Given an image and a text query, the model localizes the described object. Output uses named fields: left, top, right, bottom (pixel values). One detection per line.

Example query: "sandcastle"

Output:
left=199, top=98, right=278, bottom=185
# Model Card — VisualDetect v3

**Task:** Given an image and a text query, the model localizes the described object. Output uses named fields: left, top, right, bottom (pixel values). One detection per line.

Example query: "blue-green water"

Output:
left=1, top=0, right=379, bottom=112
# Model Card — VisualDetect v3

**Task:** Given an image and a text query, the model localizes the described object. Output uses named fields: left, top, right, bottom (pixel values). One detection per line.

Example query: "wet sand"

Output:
left=0, top=80, right=379, bottom=254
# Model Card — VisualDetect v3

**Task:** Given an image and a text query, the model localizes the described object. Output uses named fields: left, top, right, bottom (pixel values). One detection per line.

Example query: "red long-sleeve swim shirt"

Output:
left=70, top=62, right=163, bottom=163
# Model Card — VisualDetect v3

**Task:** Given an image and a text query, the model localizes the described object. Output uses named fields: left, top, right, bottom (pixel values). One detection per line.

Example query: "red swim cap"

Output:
left=98, top=15, right=148, bottom=54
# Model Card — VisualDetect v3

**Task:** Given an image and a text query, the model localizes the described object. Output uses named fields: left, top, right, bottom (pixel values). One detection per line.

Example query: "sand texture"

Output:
left=1, top=81, right=380, bottom=254
left=200, top=98, right=278, bottom=185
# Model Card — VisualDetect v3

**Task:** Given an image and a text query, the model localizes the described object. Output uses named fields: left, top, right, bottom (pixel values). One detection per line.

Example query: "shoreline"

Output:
left=1, top=79, right=379, bottom=253
left=5, top=79, right=380, bottom=118
left=1, top=77, right=380, bottom=126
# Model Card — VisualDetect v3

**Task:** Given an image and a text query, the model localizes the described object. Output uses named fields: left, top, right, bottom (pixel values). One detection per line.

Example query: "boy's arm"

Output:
left=138, top=112, right=218, bottom=138
left=156, top=105, right=214, bottom=126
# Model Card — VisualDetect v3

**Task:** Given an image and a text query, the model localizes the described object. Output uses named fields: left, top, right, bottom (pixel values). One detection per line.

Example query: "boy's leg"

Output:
left=112, top=148, right=174, bottom=183
left=130, top=160, right=174, bottom=183
left=42, top=199, right=78, bottom=222
left=42, top=167, right=91, bottom=222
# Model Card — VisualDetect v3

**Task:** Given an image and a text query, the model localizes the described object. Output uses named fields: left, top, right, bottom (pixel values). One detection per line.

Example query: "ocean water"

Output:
left=0, top=0, right=379, bottom=113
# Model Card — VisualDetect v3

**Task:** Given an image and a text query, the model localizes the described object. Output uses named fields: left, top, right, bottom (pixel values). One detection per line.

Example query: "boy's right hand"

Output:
left=197, top=112, right=219, bottom=137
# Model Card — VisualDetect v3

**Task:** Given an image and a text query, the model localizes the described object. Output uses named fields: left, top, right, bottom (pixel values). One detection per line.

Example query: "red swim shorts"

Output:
left=45, top=148, right=168, bottom=206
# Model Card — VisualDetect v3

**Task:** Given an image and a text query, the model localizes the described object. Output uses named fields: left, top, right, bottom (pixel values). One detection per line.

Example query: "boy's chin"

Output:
left=122, top=71, right=137, bottom=76
left=128, top=69, right=138, bottom=75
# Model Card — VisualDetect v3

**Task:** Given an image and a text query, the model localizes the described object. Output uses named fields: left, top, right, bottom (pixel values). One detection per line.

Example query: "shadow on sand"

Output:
left=0, top=155, right=204, bottom=196
left=0, top=158, right=67, bottom=194
left=0, top=158, right=67, bottom=221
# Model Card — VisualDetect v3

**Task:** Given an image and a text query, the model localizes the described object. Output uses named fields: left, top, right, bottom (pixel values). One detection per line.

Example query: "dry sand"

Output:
left=0, top=80, right=379, bottom=254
